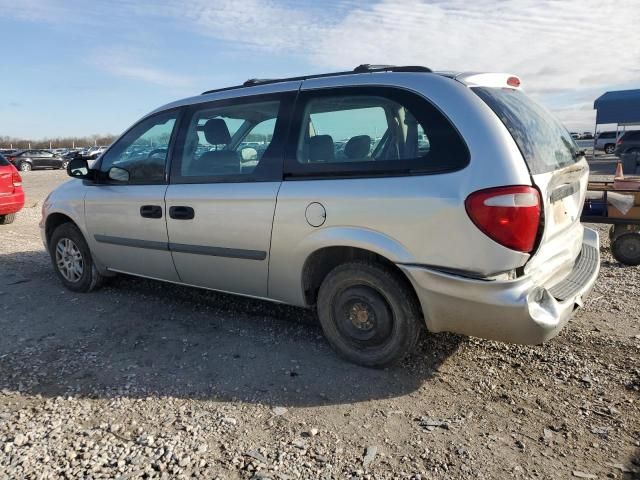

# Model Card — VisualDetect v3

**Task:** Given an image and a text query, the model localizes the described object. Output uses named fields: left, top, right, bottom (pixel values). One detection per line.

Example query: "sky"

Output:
left=0, top=0, right=639, bottom=140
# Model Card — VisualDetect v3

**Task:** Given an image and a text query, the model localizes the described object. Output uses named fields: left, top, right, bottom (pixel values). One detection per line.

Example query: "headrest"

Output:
left=344, top=135, right=371, bottom=159
left=203, top=118, right=231, bottom=145
left=309, top=135, right=335, bottom=162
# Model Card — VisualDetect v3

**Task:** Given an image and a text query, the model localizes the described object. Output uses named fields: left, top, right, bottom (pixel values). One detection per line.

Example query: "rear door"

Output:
left=165, top=91, right=295, bottom=297
left=473, top=87, right=588, bottom=278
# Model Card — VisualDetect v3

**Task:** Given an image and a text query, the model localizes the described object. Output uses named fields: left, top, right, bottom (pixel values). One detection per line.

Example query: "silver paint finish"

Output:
left=41, top=70, right=600, bottom=347
left=84, top=185, right=179, bottom=281
left=400, top=228, right=600, bottom=344
left=165, top=182, right=280, bottom=297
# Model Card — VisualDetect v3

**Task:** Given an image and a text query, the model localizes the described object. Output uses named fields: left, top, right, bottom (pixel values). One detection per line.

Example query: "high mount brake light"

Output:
left=465, top=186, right=541, bottom=253
left=507, top=76, right=521, bottom=87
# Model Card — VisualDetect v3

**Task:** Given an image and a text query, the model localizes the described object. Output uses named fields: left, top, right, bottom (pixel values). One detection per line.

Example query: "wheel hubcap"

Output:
left=334, top=286, right=393, bottom=347
left=55, top=238, right=84, bottom=282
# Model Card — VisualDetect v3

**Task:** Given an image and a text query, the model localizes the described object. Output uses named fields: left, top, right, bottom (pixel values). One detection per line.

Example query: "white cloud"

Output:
left=150, top=0, right=639, bottom=129
left=90, top=49, right=194, bottom=89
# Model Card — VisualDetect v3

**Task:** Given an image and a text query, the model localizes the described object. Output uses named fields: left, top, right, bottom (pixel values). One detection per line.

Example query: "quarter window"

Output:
left=289, top=87, right=468, bottom=176
left=99, top=111, right=178, bottom=184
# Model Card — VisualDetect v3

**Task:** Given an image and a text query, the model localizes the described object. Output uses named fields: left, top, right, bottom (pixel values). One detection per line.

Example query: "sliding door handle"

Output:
left=169, top=206, right=195, bottom=220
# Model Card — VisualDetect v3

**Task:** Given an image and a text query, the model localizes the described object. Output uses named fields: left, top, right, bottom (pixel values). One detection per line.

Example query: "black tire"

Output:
left=19, top=162, right=32, bottom=172
left=49, top=223, right=104, bottom=292
left=604, top=144, right=615, bottom=154
left=0, top=213, right=16, bottom=225
left=317, top=261, right=422, bottom=368
left=611, top=233, right=640, bottom=266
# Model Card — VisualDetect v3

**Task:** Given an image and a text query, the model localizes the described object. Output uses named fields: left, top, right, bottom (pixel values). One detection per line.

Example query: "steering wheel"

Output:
left=147, top=148, right=167, bottom=159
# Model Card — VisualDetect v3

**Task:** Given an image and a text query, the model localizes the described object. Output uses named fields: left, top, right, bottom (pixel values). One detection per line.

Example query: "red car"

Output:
left=0, top=153, right=25, bottom=225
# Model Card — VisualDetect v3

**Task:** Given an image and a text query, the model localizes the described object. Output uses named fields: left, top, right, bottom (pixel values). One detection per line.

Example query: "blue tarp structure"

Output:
left=594, top=89, right=640, bottom=125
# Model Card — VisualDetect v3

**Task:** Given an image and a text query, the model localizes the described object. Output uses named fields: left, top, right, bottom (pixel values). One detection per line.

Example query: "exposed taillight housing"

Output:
left=465, top=186, right=541, bottom=253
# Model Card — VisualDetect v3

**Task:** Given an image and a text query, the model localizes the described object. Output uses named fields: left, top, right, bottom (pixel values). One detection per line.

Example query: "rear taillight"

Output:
left=617, top=139, right=623, bottom=145
left=12, top=171, right=22, bottom=187
left=465, top=186, right=541, bottom=253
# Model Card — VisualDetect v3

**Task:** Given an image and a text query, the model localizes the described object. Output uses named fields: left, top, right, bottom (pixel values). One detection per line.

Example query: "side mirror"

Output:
left=67, top=158, right=90, bottom=179
left=240, top=147, right=258, bottom=162
left=108, top=166, right=130, bottom=183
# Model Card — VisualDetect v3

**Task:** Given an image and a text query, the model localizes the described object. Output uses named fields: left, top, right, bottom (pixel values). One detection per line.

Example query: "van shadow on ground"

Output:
left=0, top=251, right=463, bottom=407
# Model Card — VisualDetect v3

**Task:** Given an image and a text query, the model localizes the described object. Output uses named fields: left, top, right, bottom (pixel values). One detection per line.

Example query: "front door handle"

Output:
left=169, top=206, right=195, bottom=220
left=140, top=205, right=163, bottom=219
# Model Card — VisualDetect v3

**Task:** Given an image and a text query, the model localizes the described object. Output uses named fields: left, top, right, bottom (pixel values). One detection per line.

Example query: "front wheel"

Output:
left=317, top=261, right=422, bottom=368
left=49, top=223, right=104, bottom=292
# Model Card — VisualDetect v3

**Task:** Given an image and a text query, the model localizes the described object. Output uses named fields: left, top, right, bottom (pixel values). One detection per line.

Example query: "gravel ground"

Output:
left=0, top=169, right=638, bottom=479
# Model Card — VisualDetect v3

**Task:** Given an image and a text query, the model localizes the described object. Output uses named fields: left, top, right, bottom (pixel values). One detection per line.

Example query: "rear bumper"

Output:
left=399, top=227, right=600, bottom=345
left=0, top=192, right=25, bottom=216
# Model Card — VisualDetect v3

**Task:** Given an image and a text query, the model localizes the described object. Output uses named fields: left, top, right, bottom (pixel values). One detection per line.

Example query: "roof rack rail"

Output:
left=201, top=64, right=432, bottom=95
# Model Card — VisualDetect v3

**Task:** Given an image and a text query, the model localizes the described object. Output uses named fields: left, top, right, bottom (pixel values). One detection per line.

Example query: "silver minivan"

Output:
left=41, top=65, right=600, bottom=367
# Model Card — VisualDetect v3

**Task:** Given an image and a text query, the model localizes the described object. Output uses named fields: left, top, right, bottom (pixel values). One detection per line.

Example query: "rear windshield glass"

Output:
left=474, top=87, right=579, bottom=174
left=0, top=154, right=9, bottom=166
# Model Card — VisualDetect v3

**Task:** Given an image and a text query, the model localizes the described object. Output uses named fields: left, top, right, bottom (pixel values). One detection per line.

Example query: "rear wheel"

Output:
left=317, top=261, right=422, bottom=368
left=0, top=213, right=16, bottom=225
left=604, top=144, right=615, bottom=154
left=19, top=162, right=32, bottom=172
left=49, top=223, right=104, bottom=292
left=611, top=232, right=640, bottom=266
left=60, top=160, right=69, bottom=170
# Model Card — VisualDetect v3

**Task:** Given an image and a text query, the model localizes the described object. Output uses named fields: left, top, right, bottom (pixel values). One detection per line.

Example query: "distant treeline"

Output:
left=0, top=134, right=118, bottom=149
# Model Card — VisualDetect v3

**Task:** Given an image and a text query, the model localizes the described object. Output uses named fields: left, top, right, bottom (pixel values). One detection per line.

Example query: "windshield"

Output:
left=474, top=87, right=579, bottom=174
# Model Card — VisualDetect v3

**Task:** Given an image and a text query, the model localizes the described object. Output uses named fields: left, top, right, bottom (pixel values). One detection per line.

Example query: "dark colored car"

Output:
left=5, top=149, right=69, bottom=172
left=0, top=153, right=25, bottom=224
left=615, top=131, right=640, bottom=174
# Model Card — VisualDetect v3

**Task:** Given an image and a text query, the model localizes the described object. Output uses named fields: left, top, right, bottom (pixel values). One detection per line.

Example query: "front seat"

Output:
left=308, top=135, right=335, bottom=163
left=192, top=119, right=240, bottom=176
left=344, top=135, right=371, bottom=160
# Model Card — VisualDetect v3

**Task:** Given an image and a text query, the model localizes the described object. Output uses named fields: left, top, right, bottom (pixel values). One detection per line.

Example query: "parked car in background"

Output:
left=85, top=146, right=108, bottom=159
left=595, top=131, right=619, bottom=154
left=0, top=149, right=19, bottom=156
left=42, top=66, right=599, bottom=367
left=581, top=132, right=594, bottom=140
left=0, top=153, right=24, bottom=225
left=6, top=149, right=69, bottom=172
left=615, top=130, right=640, bottom=174
left=570, top=132, right=580, bottom=139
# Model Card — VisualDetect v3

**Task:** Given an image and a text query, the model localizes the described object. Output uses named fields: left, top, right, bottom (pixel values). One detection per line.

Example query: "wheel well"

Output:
left=302, top=246, right=422, bottom=315
left=45, top=213, right=75, bottom=247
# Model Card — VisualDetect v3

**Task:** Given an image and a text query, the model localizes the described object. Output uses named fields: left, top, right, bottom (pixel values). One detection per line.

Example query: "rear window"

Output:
left=474, top=87, right=580, bottom=174
left=0, top=154, right=8, bottom=166
left=623, top=131, right=640, bottom=140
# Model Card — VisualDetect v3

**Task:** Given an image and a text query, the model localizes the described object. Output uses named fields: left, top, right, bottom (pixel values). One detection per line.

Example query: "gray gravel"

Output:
left=0, top=169, right=638, bottom=479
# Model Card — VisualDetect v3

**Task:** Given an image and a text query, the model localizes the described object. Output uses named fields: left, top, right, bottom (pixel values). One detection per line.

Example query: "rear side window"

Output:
left=0, top=154, right=8, bottom=166
left=474, top=87, right=580, bottom=174
left=287, top=87, right=468, bottom=177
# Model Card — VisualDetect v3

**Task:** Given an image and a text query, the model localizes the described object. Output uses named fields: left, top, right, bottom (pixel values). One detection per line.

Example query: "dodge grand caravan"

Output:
left=41, top=65, right=600, bottom=367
